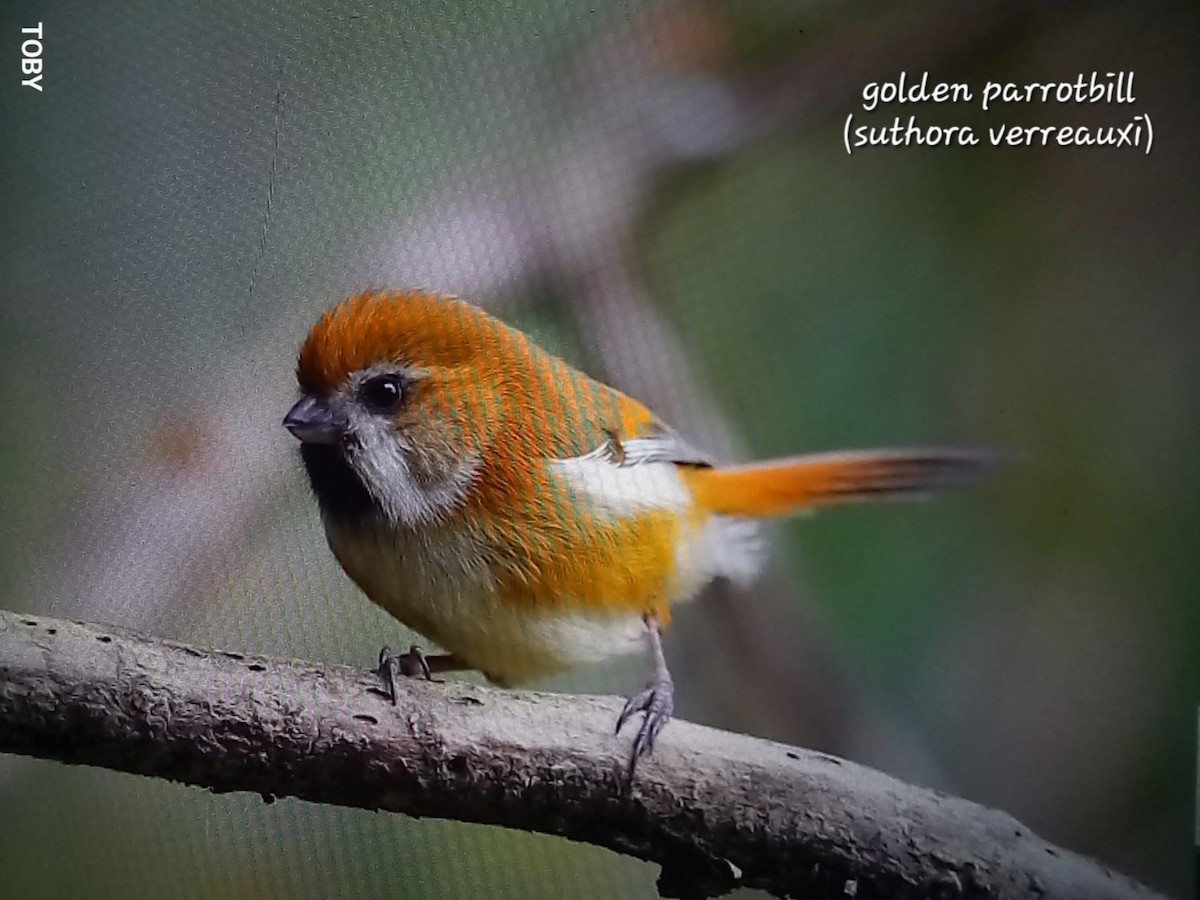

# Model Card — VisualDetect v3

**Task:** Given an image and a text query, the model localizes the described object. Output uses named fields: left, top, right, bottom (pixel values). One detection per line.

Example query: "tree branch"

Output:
left=0, top=610, right=1164, bottom=900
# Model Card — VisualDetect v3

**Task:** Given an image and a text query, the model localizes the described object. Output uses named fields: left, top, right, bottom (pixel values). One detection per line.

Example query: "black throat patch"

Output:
left=299, top=443, right=378, bottom=523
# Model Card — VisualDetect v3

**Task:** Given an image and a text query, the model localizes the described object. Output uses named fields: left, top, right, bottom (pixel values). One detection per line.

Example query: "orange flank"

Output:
left=489, top=504, right=683, bottom=622
left=684, top=449, right=994, bottom=518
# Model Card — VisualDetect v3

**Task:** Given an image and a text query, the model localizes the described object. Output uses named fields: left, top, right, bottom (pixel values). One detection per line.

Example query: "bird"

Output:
left=284, top=289, right=991, bottom=778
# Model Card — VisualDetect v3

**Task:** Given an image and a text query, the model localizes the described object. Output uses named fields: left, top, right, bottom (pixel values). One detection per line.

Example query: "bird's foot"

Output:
left=376, top=644, right=433, bottom=705
left=615, top=674, right=674, bottom=781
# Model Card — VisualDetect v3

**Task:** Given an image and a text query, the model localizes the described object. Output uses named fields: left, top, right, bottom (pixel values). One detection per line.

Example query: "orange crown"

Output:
left=296, top=290, right=522, bottom=395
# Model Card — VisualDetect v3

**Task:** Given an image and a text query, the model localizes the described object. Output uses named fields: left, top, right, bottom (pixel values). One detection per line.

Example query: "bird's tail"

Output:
left=687, top=449, right=995, bottom=518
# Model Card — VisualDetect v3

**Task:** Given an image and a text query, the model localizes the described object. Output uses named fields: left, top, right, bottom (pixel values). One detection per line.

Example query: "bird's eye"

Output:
left=359, top=373, right=404, bottom=414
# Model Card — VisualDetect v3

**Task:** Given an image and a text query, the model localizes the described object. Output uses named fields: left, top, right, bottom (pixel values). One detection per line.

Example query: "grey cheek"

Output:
left=337, top=406, right=480, bottom=528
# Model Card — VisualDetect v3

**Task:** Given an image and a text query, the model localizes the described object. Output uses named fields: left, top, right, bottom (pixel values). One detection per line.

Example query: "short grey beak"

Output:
left=284, top=396, right=343, bottom=445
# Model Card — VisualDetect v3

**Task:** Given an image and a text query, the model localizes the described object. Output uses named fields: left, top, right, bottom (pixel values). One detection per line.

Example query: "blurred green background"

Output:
left=2, top=0, right=1197, bottom=897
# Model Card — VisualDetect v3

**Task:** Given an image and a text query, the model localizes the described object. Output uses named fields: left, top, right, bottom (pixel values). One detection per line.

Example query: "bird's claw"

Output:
left=615, top=676, right=674, bottom=780
left=377, top=644, right=433, bottom=704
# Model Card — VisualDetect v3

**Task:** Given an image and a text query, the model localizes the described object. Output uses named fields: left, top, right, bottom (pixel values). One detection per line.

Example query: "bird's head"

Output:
left=284, top=290, right=507, bottom=528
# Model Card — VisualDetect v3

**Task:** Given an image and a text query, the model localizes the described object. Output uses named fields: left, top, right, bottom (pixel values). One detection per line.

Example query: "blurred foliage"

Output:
left=0, top=765, right=650, bottom=900
left=648, top=138, right=1007, bottom=673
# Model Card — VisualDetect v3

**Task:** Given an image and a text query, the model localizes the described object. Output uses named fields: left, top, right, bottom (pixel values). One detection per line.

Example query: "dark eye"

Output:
left=359, top=373, right=405, bottom=414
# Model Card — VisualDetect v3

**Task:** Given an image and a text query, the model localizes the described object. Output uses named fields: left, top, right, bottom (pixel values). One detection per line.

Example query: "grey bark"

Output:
left=0, top=610, right=1165, bottom=900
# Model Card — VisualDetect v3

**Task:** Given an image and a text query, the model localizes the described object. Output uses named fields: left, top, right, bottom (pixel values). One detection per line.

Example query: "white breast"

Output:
left=327, top=517, right=650, bottom=685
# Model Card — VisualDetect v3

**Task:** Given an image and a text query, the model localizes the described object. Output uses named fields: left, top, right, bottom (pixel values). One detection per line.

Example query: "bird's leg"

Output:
left=615, top=613, right=674, bottom=780
left=376, top=645, right=470, bottom=705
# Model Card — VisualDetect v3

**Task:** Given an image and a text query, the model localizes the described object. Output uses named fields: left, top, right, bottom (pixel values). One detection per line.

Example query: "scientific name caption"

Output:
left=844, top=71, right=1150, bottom=155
